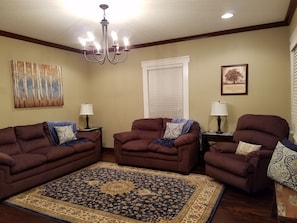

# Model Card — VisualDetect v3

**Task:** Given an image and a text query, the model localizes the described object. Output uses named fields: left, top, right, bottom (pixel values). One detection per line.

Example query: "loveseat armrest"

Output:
left=0, top=152, right=15, bottom=167
left=209, top=142, right=238, bottom=153
left=76, top=131, right=99, bottom=142
left=113, top=132, right=139, bottom=144
left=174, top=133, right=198, bottom=147
left=245, top=149, right=273, bottom=161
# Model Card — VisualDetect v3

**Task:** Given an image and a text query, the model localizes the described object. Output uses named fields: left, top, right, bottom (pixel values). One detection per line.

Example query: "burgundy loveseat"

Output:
left=204, top=114, right=289, bottom=193
left=0, top=122, right=101, bottom=200
left=113, top=118, right=200, bottom=174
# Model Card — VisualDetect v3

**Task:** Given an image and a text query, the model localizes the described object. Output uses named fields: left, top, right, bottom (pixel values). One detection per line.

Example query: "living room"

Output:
left=0, top=1, right=296, bottom=222
left=0, top=2, right=293, bottom=149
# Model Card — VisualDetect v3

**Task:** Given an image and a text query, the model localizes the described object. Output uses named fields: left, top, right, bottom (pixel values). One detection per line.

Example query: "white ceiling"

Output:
left=0, top=0, right=292, bottom=51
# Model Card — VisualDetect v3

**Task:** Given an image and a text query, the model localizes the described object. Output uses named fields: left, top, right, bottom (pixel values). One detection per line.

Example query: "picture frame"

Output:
left=221, top=64, right=248, bottom=95
left=11, top=60, right=64, bottom=108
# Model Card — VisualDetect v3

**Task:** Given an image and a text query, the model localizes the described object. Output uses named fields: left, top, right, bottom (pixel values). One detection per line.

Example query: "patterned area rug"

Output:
left=5, top=162, right=224, bottom=223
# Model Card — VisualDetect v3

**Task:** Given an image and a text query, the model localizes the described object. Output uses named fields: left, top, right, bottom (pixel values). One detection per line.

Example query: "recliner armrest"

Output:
left=0, top=152, right=15, bottom=166
left=113, top=132, right=139, bottom=144
left=245, top=149, right=273, bottom=161
left=174, top=133, right=197, bottom=147
left=210, top=142, right=238, bottom=153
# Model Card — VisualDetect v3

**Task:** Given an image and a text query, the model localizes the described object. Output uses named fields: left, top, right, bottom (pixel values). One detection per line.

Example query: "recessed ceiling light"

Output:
left=221, top=13, right=234, bottom=19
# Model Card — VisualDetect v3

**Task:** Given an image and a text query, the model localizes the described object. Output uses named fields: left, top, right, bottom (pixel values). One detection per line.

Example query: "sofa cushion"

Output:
left=235, top=141, right=261, bottom=156
left=163, top=122, right=184, bottom=139
left=32, top=146, right=75, bottom=162
left=54, top=125, right=77, bottom=144
left=0, top=152, right=16, bottom=166
left=0, top=127, right=22, bottom=155
left=71, top=141, right=95, bottom=153
left=0, top=127, right=17, bottom=145
left=204, top=152, right=254, bottom=177
left=10, top=154, right=47, bottom=174
left=122, top=139, right=152, bottom=151
left=18, top=137, right=52, bottom=153
left=148, top=143, right=178, bottom=155
left=233, top=130, right=280, bottom=150
left=0, top=143, right=22, bottom=156
left=132, top=118, right=163, bottom=131
left=15, top=123, right=46, bottom=140
left=267, top=141, right=297, bottom=192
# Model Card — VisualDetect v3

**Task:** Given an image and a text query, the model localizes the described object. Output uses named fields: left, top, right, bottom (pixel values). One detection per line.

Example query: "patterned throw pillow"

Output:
left=54, top=125, right=77, bottom=144
left=267, top=141, right=297, bottom=192
left=163, top=122, right=185, bottom=139
left=235, top=141, right=261, bottom=155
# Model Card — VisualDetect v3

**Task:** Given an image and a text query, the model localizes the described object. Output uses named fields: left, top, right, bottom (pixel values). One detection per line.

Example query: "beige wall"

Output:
left=0, top=36, right=89, bottom=127
left=0, top=26, right=292, bottom=148
left=88, top=27, right=291, bottom=148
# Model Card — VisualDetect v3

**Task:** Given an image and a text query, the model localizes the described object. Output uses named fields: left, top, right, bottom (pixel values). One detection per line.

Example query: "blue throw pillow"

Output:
left=281, top=138, right=297, bottom=152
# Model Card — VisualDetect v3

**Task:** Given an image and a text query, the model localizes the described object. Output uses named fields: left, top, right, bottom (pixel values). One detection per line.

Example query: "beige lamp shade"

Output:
left=210, top=101, right=228, bottom=116
left=80, top=104, right=94, bottom=115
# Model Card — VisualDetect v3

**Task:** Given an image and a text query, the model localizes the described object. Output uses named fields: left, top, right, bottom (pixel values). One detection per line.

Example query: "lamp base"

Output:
left=85, top=115, right=90, bottom=129
left=216, top=130, right=223, bottom=134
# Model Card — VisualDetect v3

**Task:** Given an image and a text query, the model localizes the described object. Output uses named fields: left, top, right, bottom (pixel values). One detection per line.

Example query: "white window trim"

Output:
left=141, top=56, right=190, bottom=119
left=290, top=27, right=297, bottom=142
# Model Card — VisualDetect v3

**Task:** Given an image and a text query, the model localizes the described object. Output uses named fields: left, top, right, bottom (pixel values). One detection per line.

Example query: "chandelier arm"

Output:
left=83, top=51, right=105, bottom=64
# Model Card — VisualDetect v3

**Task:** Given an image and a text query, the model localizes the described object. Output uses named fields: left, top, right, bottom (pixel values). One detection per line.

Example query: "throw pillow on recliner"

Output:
left=267, top=141, right=297, bottom=192
left=235, top=141, right=261, bottom=155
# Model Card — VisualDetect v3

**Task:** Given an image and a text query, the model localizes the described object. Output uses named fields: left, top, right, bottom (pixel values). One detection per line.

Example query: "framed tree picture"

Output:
left=221, top=64, right=248, bottom=95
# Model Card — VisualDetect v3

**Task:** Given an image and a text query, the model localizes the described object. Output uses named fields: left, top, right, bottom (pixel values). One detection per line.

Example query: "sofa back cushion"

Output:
left=0, top=127, right=21, bottom=155
left=132, top=118, right=163, bottom=139
left=15, top=123, right=52, bottom=153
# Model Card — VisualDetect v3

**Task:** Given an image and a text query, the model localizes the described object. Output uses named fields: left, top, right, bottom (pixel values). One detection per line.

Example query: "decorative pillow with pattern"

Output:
left=163, top=122, right=185, bottom=139
left=235, top=141, right=261, bottom=155
left=54, top=125, right=77, bottom=144
left=267, top=141, right=297, bottom=192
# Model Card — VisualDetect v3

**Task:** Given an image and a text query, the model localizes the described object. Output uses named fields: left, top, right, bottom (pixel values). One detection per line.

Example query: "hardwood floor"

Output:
left=0, top=148, right=278, bottom=223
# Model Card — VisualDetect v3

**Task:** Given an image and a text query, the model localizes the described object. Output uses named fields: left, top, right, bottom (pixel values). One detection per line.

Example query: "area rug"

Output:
left=4, top=162, right=224, bottom=223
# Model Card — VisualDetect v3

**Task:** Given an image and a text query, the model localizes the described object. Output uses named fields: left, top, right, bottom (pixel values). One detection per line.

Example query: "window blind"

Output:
left=147, top=67, right=183, bottom=118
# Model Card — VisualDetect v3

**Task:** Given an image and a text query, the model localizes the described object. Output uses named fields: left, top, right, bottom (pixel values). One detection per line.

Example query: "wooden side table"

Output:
left=78, top=127, right=103, bottom=149
left=201, top=131, right=233, bottom=162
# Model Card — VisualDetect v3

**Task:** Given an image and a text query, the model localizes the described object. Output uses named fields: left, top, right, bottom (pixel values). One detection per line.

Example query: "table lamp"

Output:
left=210, top=101, right=228, bottom=134
left=80, top=104, right=94, bottom=129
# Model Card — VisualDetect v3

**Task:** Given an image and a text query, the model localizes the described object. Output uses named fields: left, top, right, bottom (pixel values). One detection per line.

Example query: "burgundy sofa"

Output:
left=113, top=118, right=200, bottom=174
left=0, top=122, right=101, bottom=200
left=204, top=114, right=289, bottom=193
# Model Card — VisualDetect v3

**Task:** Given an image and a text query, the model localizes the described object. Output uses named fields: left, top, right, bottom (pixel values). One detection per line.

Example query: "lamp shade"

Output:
left=210, top=101, right=228, bottom=116
left=80, top=104, right=94, bottom=115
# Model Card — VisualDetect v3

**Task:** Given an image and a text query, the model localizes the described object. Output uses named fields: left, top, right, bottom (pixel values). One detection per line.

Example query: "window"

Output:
left=141, top=56, right=189, bottom=118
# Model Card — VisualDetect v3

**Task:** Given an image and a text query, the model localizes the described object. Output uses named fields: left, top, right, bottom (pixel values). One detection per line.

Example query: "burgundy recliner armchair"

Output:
left=204, top=114, right=289, bottom=193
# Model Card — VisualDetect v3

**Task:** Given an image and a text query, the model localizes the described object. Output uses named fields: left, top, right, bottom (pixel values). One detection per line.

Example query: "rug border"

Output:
left=2, top=200, right=70, bottom=223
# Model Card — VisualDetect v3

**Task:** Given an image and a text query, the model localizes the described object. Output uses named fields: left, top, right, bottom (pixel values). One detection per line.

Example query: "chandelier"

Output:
left=78, top=4, right=130, bottom=65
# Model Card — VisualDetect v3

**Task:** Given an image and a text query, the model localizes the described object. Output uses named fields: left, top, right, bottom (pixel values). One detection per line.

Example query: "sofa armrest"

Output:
left=76, top=131, right=99, bottom=142
left=245, top=149, right=273, bottom=161
left=114, top=132, right=139, bottom=144
left=209, top=142, right=238, bottom=153
left=0, top=152, right=15, bottom=166
left=174, top=133, right=197, bottom=147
